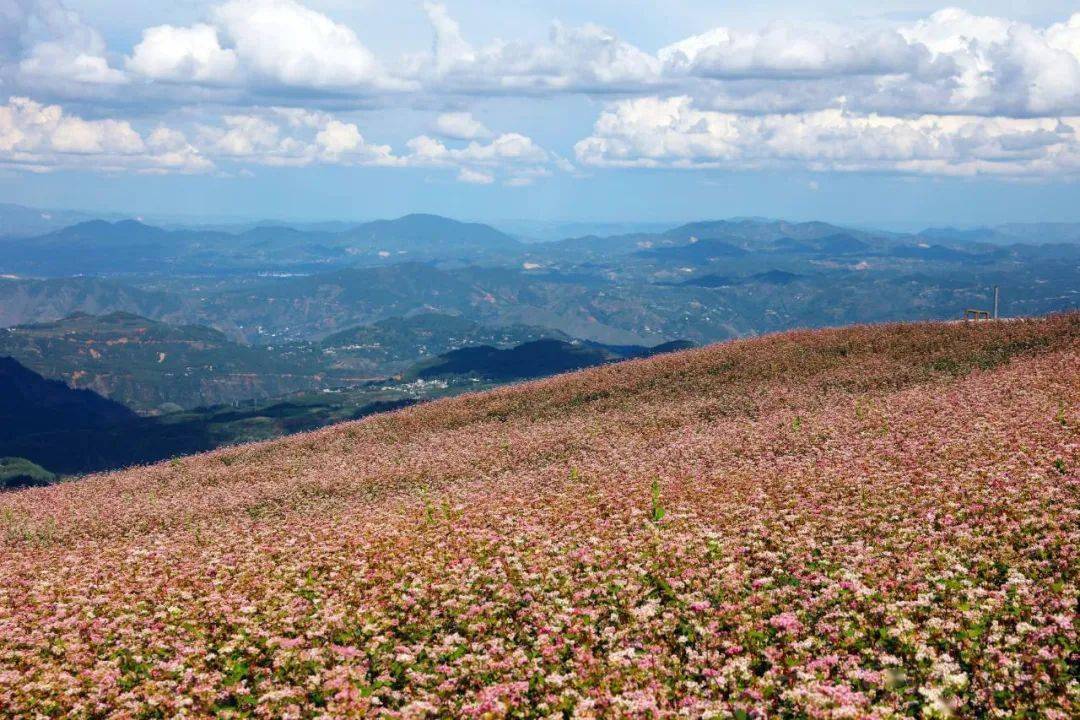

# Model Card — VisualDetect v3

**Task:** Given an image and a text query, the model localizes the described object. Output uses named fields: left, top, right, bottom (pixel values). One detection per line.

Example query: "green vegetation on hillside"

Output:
left=0, top=355, right=477, bottom=476
left=0, top=457, right=55, bottom=490
left=321, top=313, right=569, bottom=375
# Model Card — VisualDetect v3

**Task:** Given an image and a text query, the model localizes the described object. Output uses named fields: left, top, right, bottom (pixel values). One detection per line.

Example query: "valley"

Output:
left=1, top=208, right=1077, bottom=481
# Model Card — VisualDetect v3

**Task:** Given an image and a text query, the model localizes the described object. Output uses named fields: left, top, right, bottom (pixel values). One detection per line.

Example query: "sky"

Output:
left=1, top=0, right=1080, bottom=226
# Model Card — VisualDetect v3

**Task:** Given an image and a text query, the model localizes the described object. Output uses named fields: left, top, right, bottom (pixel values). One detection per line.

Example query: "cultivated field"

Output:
left=1, top=315, right=1077, bottom=718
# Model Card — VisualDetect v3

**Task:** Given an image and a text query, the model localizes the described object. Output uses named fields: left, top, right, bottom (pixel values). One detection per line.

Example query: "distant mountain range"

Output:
left=2, top=242, right=1076, bottom=350
left=0, top=203, right=120, bottom=238
left=662, top=219, right=890, bottom=246
left=1, top=203, right=1077, bottom=480
left=920, top=223, right=1080, bottom=246
left=3, top=206, right=1079, bottom=281
left=0, top=213, right=521, bottom=276
left=0, top=206, right=1077, bottom=433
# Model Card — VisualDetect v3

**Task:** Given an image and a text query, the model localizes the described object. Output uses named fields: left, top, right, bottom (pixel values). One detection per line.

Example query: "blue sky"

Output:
left=2, top=0, right=1080, bottom=225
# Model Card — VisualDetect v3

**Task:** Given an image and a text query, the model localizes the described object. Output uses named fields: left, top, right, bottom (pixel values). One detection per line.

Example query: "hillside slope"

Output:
left=0, top=312, right=345, bottom=412
left=0, top=355, right=136, bottom=439
left=1, top=316, right=1077, bottom=717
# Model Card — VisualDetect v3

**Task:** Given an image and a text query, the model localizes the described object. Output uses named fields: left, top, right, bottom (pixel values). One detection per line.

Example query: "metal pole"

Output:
left=993, top=286, right=1000, bottom=320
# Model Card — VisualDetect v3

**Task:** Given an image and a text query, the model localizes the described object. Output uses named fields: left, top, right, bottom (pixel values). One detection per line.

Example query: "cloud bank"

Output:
left=3, top=1, right=1080, bottom=179
left=574, top=96, right=1080, bottom=177
left=0, top=97, right=565, bottom=184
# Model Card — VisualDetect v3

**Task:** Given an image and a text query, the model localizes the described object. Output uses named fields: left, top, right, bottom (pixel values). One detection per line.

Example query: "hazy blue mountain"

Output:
left=0, top=203, right=117, bottom=238
left=663, top=219, right=875, bottom=245
left=920, top=223, right=1080, bottom=246
left=772, top=234, right=870, bottom=255
left=343, top=214, right=519, bottom=253
left=0, top=214, right=522, bottom=277
left=682, top=270, right=803, bottom=288
left=537, top=233, right=680, bottom=259
left=638, top=238, right=749, bottom=262
left=495, top=219, right=676, bottom=242
left=889, top=244, right=989, bottom=263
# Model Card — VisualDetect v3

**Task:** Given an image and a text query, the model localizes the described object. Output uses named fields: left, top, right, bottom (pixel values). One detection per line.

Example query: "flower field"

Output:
left=1, top=316, right=1077, bottom=718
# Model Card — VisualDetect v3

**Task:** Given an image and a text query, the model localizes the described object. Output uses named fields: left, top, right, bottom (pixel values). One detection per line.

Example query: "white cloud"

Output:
left=314, top=118, right=398, bottom=165
left=8, top=2, right=1080, bottom=122
left=895, top=9, right=1080, bottom=116
left=505, top=167, right=553, bottom=187
left=401, top=5, right=1080, bottom=118
left=405, top=132, right=552, bottom=168
left=574, top=96, right=1080, bottom=177
left=212, top=0, right=393, bottom=89
left=125, top=0, right=406, bottom=91
left=127, top=23, right=240, bottom=83
left=657, top=10, right=1080, bottom=117
left=457, top=168, right=493, bottom=184
left=3, top=2, right=1080, bottom=122
left=3, top=0, right=126, bottom=88
left=411, top=2, right=662, bottom=92
left=401, top=128, right=566, bottom=184
left=178, top=107, right=557, bottom=182
left=195, top=110, right=399, bottom=167
left=432, top=112, right=491, bottom=140
left=423, top=1, right=476, bottom=75
left=0, top=97, right=211, bottom=173
left=0, top=94, right=562, bottom=182
left=6, top=3, right=1080, bottom=182
left=660, top=23, right=938, bottom=80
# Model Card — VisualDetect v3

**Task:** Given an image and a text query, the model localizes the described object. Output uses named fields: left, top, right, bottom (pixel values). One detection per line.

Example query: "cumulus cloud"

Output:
left=406, top=132, right=551, bottom=165
left=7, top=2, right=1080, bottom=120
left=403, top=130, right=564, bottom=184
left=659, top=23, right=941, bottom=80
left=2, top=0, right=126, bottom=90
left=574, top=96, right=1080, bottom=177
left=399, top=4, right=1080, bottom=119
left=432, top=112, right=491, bottom=140
left=195, top=108, right=400, bottom=167
left=456, top=168, right=494, bottom=184
left=659, top=10, right=1080, bottom=117
left=0, top=97, right=211, bottom=173
left=0, top=92, right=566, bottom=183
left=127, top=23, right=240, bottom=83
left=895, top=9, right=1080, bottom=116
left=4, top=1, right=1080, bottom=120
left=5, top=2, right=1080, bottom=181
left=126, top=0, right=406, bottom=91
left=193, top=109, right=565, bottom=184
left=409, top=2, right=662, bottom=93
left=212, top=0, right=391, bottom=89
